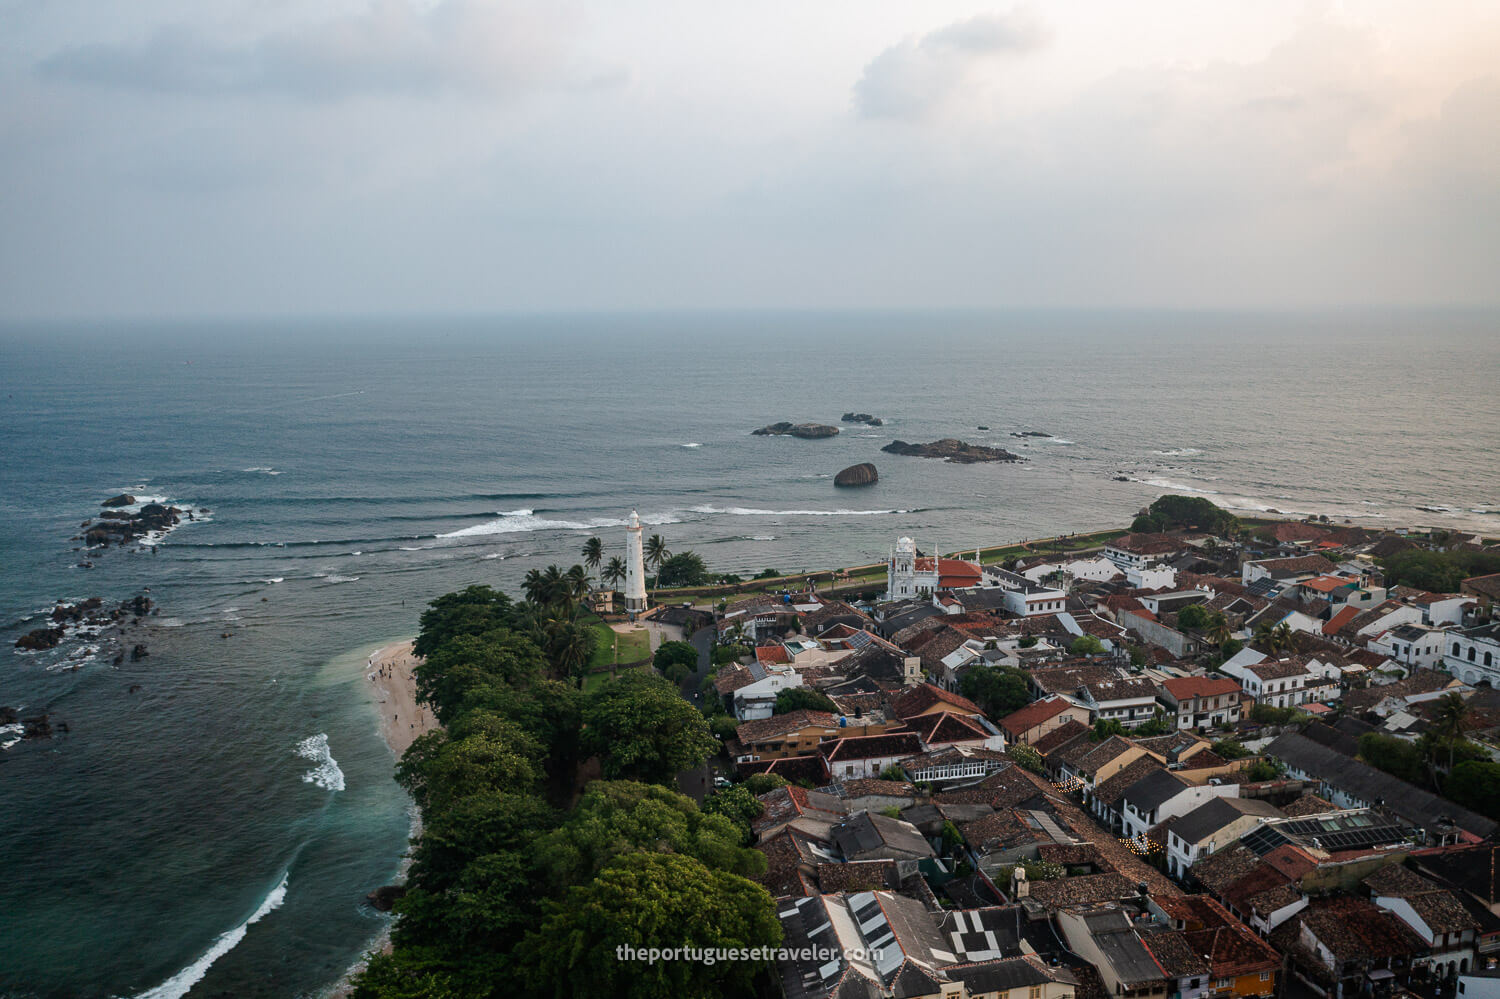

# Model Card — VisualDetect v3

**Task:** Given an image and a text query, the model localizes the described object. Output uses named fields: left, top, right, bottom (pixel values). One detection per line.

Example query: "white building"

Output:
left=885, top=537, right=981, bottom=600
left=624, top=510, right=648, bottom=616
left=1126, top=564, right=1178, bottom=590
left=1021, top=557, right=1122, bottom=586
left=1445, top=624, right=1500, bottom=686
left=982, top=566, right=1068, bottom=617
left=1118, top=769, right=1239, bottom=840
left=1369, top=623, right=1450, bottom=671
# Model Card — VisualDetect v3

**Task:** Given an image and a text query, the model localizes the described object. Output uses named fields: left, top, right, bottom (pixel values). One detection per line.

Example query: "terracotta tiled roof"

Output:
left=1032, top=719, right=1091, bottom=756
left=1464, top=573, right=1500, bottom=600
left=1092, top=756, right=1168, bottom=807
left=1161, top=676, right=1242, bottom=700
left=910, top=711, right=992, bottom=747
left=1029, top=872, right=1141, bottom=906
left=1249, top=555, right=1338, bottom=577
left=735, top=710, right=841, bottom=746
left=1074, top=736, right=1142, bottom=779
left=1323, top=605, right=1361, bottom=636
left=1280, top=793, right=1336, bottom=817
left=1109, top=533, right=1187, bottom=556
left=829, top=778, right=918, bottom=800
left=999, top=696, right=1075, bottom=736
left=889, top=682, right=984, bottom=720
left=1293, top=896, right=1428, bottom=959
left=755, top=644, right=792, bottom=665
left=815, top=859, right=898, bottom=893
left=819, top=731, right=923, bottom=763
left=1190, top=844, right=1263, bottom=894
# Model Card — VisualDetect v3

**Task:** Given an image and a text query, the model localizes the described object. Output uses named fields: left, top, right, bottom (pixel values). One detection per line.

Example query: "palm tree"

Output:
left=581, top=537, right=604, bottom=580
left=644, top=534, right=670, bottom=595
left=644, top=534, right=669, bottom=572
left=602, top=557, right=626, bottom=592
left=563, top=564, right=590, bottom=608
left=1207, top=611, right=1232, bottom=648
left=522, top=568, right=546, bottom=606
left=1432, top=691, right=1472, bottom=774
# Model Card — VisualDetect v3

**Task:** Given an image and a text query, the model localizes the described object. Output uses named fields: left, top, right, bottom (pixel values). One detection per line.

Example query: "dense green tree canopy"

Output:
left=413, top=585, right=516, bottom=658
left=1132, top=495, right=1239, bottom=536
left=655, top=551, right=710, bottom=588
left=582, top=672, right=720, bottom=785
left=773, top=687, right=837, bottom=715
left=652, top=640, right=699, bottom=684
left=702, top=785, right=763, bottom=846
left=517, top=852, right=782, bottom=999
left=960, top=663, right=1032, bottom=719
left=1383, top=549, right=1500, bottom=593
left=1069, top=634, right=1105, bottom=655
left=533, top=781, right=764, bottom=889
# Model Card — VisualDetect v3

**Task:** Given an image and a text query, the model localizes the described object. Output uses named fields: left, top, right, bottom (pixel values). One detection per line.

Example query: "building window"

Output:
left=1218, top=980, right=1231, bottom=989
left=1260, top=972, right=1271, bottom=981
left=1030, top=988, right=1043, bottom=999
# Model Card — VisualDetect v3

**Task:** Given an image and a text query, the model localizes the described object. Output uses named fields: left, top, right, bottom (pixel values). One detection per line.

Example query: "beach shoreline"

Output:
left=327, top=639, right=435, bottom=998
left=366, top=639, right=437, bottom=760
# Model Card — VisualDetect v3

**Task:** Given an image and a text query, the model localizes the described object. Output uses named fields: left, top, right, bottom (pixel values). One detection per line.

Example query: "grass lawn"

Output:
left=584, top=613, right=652, bottom=669
left=582, top=662, right=650, bottom=693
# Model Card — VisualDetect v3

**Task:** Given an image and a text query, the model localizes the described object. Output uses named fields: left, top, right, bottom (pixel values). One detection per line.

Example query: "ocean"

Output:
left=1, top=310, right=1497, bottom=997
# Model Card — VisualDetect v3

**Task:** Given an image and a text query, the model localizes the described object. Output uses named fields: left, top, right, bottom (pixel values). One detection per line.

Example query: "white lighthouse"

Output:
left=624, top=510, right=648, bottom=616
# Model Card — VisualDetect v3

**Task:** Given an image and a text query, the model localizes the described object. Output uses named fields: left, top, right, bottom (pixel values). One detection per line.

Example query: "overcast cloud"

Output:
left=1, top=0, right=1496, bottom=317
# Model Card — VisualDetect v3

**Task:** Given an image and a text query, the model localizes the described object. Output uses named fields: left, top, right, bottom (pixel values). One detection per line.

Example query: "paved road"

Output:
left=674, top=624, right=718, bottom=803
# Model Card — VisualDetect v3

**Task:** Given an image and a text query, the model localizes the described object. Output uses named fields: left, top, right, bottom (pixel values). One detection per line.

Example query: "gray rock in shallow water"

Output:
left=834, top=463, right=879, bottom=487
left=752, top=422, right=840, bottom=439
left=101, top=493, right=136, bottom=508
left=880, top=439, right=1022, bottom=463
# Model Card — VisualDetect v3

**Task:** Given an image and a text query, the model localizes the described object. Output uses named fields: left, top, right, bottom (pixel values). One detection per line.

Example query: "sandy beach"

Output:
left=366, top=639, right=438, bottom=759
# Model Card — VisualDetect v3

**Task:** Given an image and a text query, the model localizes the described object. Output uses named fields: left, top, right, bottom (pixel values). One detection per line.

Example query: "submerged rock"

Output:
left=880, top=439, right=1022, bottom=463
left=1010, top=431, right=1052, bottom=438
left=752, top=422, right=840, bottom=439
left=367, top=885, right=406, bottom=912
left=16, top=628, right=65, bottom=651
left=834, top=463, right=879, bottom=487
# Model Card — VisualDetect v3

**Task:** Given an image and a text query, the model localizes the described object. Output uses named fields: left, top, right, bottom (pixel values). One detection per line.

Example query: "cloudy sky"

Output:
left=2, top=0, right=1497, bottom=318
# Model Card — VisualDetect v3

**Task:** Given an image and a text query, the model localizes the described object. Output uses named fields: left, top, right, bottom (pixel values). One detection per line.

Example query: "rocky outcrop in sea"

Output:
left=752, top=422, right=840, bottom=439
left=841, top=412, right=884, bottom=426
left=880, top=439, right=1023, bottom=463
left=834, top=463, right=879, bottom=487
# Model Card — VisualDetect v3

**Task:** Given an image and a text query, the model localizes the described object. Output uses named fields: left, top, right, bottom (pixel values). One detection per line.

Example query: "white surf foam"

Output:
left=749, top=535, right=776, bottom=541
left=690, top=504, right=906, bottom=517
left=680, top=443, right=702, bottom=448
left=129, top=872, right=289, bottom=999
left=1152, top=448, right=1202, bottom=457
left=241, top=467, right=281, bottom=475
left=295, top=733, right=345, bottom=792
left=261, top=577, right=284, bottom=584
left=315, top=574, right=360, bottom=584
left=437, top=509, right=680, bottom=539
left=1131, top=478, right=1219, bottom=495
left=1, top=722, right=25, bottom=750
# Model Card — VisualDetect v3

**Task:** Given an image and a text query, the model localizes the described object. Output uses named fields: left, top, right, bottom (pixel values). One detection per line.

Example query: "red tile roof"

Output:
left=1161, top=676, right=1242, bottom=700
left=755, top=644, right=791, bottom=665
left=735, top=709, right=841, bottom=746
left=1322, top=605, right=1361, bottom=636
left=1301, top=575, right=1354, bottom=593
left=819, top=731, right=924, bottom=762
left=999, top=696, right=1075, bottom=736
left=889, top=682, right=984, bottom=720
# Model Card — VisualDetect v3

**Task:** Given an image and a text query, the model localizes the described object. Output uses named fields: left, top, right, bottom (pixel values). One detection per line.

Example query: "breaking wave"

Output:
left=437, top=508, right=680, bottom=539
left=689, top=505, right=907, bottom=517
left=295, top=734, right=345, bottom=792
left=129, top=872, right=289, bottom=999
